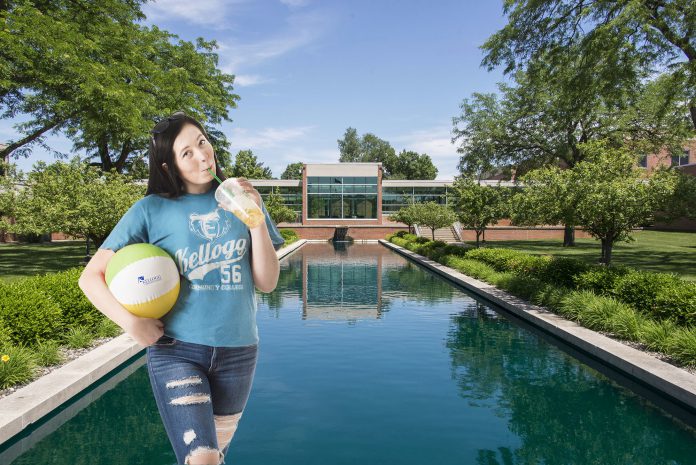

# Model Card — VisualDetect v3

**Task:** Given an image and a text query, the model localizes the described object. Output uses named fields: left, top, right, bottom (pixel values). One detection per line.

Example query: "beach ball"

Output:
left=105, top=243, right=180, bottom=318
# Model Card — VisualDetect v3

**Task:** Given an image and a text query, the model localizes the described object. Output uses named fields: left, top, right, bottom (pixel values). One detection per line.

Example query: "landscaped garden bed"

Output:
left=387, top=231, right=696, bottom=370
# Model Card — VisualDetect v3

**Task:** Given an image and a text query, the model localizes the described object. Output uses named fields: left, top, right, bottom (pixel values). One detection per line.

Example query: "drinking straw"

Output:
left=207, top=168, right=224, bottom=184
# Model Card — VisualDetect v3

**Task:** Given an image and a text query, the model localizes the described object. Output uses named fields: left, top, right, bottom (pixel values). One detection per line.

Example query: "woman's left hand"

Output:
left=236, top=178, right=262, bottom=207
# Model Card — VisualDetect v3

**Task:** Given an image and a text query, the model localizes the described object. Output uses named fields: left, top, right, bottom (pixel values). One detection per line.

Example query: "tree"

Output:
left=572, top=141, right=679, bottom=265
left=452, top=50, right=690, bottom=245
left=1, top=158, right=145, bottom=254
left=264, top=187, right=297, bottom=224
left=390, top=201, right=419, bottom=234
left=337, top=127, right=361, bottom=162
left=411, top=201, right=457, bottom=241
left=450, top=176, right=506, bottom=247
left=481, top=0, right=696, bottom=131
left=337, top=128, right=398, bottom=177
left=0, top=1, right=238, bottom=172
left=229, top=150, right=273, bottom=179
left=511, top=167, right=580, bottom=247
left=337, top=128, right=439, bottom=179
left=280, top=162, right=304, bottom=180
left=390, top=150, right=438, bottom=180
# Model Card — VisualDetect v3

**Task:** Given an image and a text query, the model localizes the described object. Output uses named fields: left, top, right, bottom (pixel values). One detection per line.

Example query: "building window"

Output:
left=307, top=176, right=378, bottom=219
left=671, top=149, right=689, bottom=167
left=638, top=154, right=648, bottom=168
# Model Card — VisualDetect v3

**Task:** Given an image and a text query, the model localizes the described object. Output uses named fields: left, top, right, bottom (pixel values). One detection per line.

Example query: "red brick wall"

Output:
left=459, top=228, right=592, bottom=241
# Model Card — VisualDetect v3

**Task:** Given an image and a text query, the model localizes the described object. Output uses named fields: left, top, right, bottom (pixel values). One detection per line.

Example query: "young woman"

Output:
left=79, top=112, right=284, bottom=465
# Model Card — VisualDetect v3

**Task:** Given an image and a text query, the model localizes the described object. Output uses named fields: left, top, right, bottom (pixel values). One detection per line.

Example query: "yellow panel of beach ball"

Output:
left=105, top=243, right=181, bottom=319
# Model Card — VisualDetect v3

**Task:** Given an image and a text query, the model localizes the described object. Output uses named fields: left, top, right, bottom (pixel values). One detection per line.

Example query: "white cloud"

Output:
left=389, top=126, right=460, bottom=180
left=230, top=126, right=315, bottom=149
left=219, top=10, right=331, bottom=74
left=143, top=0, right=246, bottom=28
left=234, top=74, right=272, bottom=87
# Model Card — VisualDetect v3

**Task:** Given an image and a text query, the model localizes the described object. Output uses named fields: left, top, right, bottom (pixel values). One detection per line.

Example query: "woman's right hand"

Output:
left=125, top=317, right=165, bottom=347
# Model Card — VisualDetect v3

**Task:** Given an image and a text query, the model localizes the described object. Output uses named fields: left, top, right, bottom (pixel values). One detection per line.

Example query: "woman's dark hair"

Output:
left=145, top=113, right=227, bottom=198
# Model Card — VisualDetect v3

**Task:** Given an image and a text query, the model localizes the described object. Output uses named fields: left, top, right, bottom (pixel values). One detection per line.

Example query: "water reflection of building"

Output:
left=301, top=243, right=385, bottom=321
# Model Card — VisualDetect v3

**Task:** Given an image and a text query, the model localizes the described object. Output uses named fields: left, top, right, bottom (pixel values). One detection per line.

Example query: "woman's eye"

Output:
left=199, top=139, right=207, bottom=146
left=183, top=151, right=191, bottom=157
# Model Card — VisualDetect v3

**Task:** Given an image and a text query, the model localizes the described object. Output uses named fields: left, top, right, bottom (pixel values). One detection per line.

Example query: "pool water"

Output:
left=5, top=243, right=696, bottom=464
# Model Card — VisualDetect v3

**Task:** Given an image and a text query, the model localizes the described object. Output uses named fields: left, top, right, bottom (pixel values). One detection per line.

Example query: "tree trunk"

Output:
left=431, top=228, right=435, bottom=241
left=114, top=139, right=132, bottom=173
left=690, top=105, right=696, bottom=132
left=600, top=238, right=613, bottom=266
left=563, top=225, right=576, bottom=247
left=475, top=230, right=482, bottom=248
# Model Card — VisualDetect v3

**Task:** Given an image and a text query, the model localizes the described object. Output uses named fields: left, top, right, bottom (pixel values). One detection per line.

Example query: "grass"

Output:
left=476, top=230, right=696, bottom=281
left=0, top=240, right=88, bottom=283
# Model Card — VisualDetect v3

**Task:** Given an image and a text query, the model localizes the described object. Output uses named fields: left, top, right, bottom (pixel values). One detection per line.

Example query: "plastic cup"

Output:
left=214, top=178, right=265, bottom=228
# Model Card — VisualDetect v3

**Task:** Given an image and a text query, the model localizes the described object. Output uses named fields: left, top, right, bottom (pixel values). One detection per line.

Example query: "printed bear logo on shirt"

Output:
left=189, top=208, right=231, bottom=242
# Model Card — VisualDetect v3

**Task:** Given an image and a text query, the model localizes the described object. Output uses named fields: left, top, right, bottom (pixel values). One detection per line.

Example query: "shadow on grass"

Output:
left=0, top=241, right=87, bottom=282
left=477, top=236, right=696, bottom=281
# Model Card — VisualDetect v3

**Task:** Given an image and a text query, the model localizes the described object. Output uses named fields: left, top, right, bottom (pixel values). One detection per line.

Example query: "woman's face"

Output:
left=168, top=123, right=216, bottom=194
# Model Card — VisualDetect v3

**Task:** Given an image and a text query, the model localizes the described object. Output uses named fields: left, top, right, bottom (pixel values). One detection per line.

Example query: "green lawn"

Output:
left=0, top=240, right=89, bottom=283
left=1, top=231, right=695, bottom=283
left=479, top=230, right=696, bottom=281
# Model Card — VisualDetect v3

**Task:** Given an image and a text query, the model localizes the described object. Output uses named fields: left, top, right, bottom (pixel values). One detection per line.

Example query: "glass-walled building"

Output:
left=250, top=162, right=512, bottom=240
left=306, top=175, right=379, bottom=219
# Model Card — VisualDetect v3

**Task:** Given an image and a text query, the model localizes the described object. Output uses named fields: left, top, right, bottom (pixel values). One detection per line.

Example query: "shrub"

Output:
left=418, top=240, right=447, bottom=260
left=391, top=237, right=409, bottom=248
left=613, top=271, right=682, bottom=318
left=34, top=340, right=63, bottom=366
left=394, top=230, right=409, bottom=238
left=532, top=285, right=571, bottom=311
left=65, top=326, right=95, bottom=349
left=29, top=267, right=102, bottom=330
left=576, top=295, right=625, bottom=332
left=664, top=327, right=696, bottom=366
left=497, top=274, right=545, bottom=301
left=653, top=282, right=696, bottom=326
left=280, top=228, right=299, bottom=244
left=95, top=317, right=122, bottom=338
left=606, top=304, right=645, bottom=341
left=0, top=280, right=63, bottom=346
left=538, top=256, right=589, bottom=288
left=638, top=319, right=677, bottom=353
left=465, top=248, right=525, bottom=271
left=559, top=290, right=596, bottom=320
left=402, top=233, right=419, bottom=242
left=574, top=265, right=631, bottom=296
left=442, top=244, right=469, bottom=258
left=414, top=236, right=430, bottom=244
left=442, top=255, right=498, bottom=282
left=0, top=344, right=38, bottom=389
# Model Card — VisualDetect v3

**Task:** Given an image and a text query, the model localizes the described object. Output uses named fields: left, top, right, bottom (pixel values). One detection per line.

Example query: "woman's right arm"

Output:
left=78, top=249, right=164, bottom=347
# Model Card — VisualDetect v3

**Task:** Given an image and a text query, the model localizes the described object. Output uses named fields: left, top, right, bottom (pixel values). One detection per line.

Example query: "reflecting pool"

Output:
left=4, top=243, right=696, bottom=464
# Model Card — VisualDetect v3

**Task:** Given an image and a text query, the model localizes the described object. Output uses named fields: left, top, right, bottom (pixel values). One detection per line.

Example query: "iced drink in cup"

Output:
left=214, top=178, right=265, bottom=228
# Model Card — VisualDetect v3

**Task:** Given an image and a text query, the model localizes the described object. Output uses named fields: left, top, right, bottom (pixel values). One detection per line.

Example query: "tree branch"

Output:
left=0, top=120, right=62, bottom=160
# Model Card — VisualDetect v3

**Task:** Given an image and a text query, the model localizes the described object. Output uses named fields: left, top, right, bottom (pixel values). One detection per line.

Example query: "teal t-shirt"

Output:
left=100, top=186, right=285, bottom=347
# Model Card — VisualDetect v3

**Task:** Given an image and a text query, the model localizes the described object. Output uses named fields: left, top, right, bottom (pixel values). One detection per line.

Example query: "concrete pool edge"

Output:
left=379, top=239, right=696, bottom=415
left=0, top=239, right=308, bottom=446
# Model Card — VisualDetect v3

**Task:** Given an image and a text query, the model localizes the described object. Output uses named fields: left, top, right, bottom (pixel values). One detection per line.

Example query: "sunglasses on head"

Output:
left=151, top=111, right=186, bottom=136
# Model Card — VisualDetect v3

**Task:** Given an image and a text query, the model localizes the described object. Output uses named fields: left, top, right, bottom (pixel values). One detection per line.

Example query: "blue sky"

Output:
left=2, top=0, right=509, bottom=179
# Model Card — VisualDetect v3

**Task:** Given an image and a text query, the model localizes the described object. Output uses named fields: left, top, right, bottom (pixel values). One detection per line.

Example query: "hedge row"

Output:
left=0, top=267, right=105, bottom=347
left=387, top=231, right=696, bottom=327
left=279, top=228, right=299, bottom=245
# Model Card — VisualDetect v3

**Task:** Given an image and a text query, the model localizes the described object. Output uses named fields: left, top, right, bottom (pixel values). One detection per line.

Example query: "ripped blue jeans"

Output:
left=146, top=336, right=258, bottom=465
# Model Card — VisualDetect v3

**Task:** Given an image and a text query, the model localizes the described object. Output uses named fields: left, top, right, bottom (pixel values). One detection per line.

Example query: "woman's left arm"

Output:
left=220, top=178, right=280, bottom=293
left=249, top=221, right=280, bottom=293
